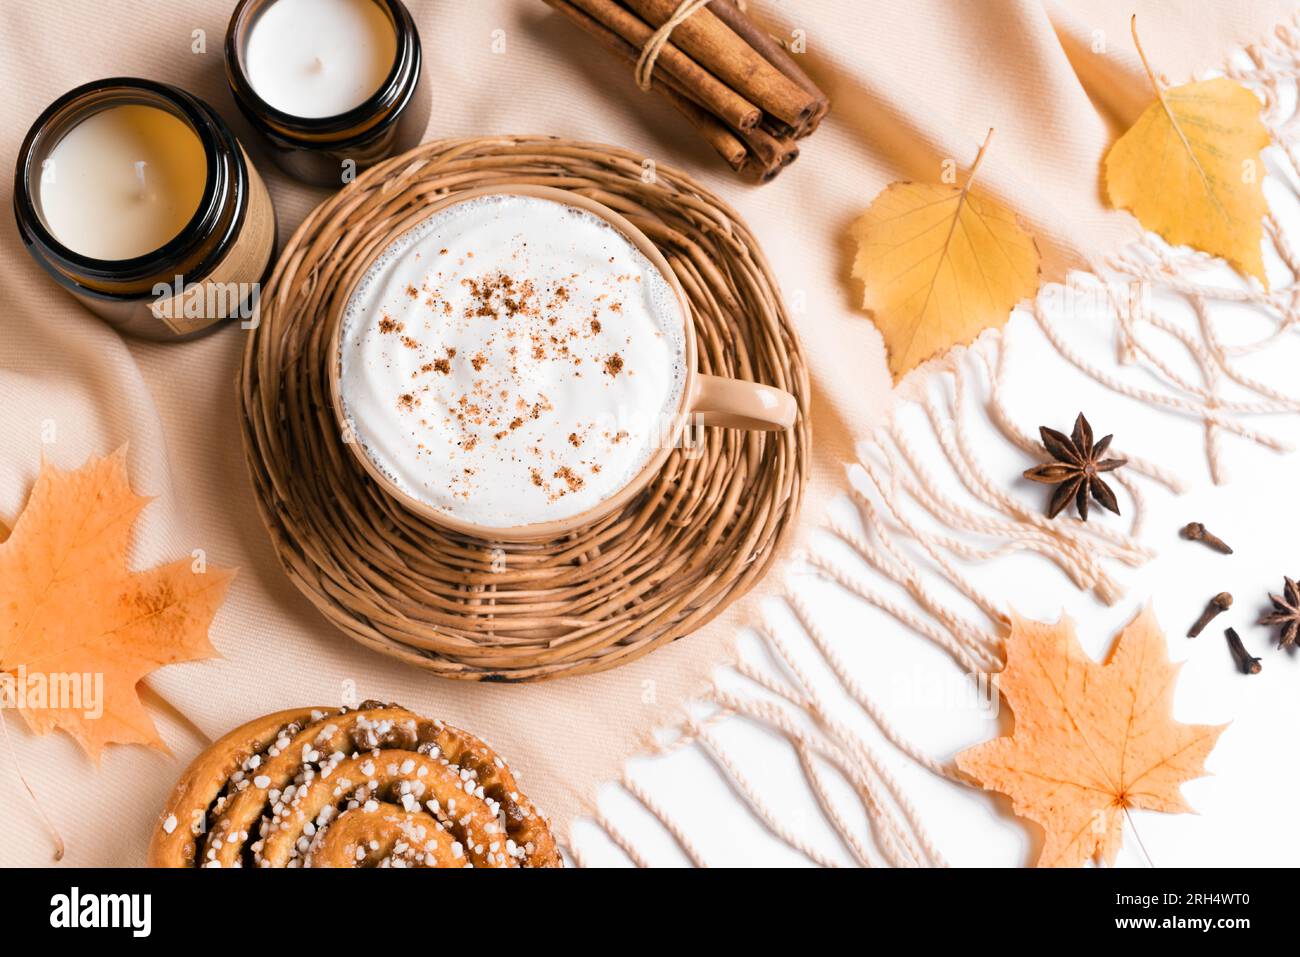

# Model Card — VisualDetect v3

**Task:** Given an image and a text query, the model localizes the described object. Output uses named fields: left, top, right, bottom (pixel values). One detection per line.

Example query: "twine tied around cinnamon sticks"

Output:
left=543, top=0, right=829, bottom=182
left=634, top=0, right=718, bottom=91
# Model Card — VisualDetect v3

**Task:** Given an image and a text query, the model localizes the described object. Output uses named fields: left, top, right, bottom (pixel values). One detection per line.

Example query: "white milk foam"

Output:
left=338, top=193, right=686, bottom=528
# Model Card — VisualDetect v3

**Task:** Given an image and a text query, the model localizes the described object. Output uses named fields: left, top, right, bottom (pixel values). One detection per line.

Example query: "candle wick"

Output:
left=309, top=55, right=324, bottom=74
left=134, top=160, right=148, bottom=199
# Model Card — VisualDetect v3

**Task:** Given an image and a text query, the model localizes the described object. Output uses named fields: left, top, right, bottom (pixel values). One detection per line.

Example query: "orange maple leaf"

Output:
left=0, top=448, right=234, bottom=759
left=956, top=608, right=1225, bottom=867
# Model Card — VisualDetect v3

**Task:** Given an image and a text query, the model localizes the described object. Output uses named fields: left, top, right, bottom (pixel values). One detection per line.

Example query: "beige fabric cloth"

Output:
left=0, top=0, right=1291, bottom=866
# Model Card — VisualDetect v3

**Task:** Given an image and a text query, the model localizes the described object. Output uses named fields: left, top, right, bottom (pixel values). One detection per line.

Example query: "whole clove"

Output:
left=1187, top=592, right=1232, bottom=638
left=1181, top=522, right=1233, bottom=554
left=1224, top=627, right=1262, bottom=674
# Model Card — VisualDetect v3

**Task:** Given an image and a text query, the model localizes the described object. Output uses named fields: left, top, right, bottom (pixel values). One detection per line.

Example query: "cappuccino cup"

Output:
left=329, top=185, right=796, bottom=541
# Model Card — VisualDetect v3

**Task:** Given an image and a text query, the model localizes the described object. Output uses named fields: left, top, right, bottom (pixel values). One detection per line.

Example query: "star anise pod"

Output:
left=1022, top=413, right=1126, bottom=521
left=1259, top=576, right=1300, bottom=647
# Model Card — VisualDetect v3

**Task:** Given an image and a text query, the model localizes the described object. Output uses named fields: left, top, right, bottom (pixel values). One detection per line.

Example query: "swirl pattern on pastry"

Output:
left=148, top=701, right=561, bottom=868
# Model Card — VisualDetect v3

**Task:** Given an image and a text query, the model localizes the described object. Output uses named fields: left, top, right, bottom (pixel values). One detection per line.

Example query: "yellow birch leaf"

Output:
left=1104, top=16, right=1270, bottom=285
left=851, top=131, right=1041, bottom=383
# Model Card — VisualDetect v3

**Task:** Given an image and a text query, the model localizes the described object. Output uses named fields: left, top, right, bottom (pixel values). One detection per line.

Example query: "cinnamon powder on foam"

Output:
left=337, top=194, right=685, bottom=527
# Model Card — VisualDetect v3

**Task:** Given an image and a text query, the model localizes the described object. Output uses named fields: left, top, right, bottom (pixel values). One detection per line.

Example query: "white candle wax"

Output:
left=38, top=105, right=207, bottom=261
left=243, top=0, right=398, bottom=119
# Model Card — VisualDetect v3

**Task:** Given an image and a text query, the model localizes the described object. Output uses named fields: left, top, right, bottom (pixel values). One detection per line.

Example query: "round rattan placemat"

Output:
left=239, top=136, right=809, bottom=681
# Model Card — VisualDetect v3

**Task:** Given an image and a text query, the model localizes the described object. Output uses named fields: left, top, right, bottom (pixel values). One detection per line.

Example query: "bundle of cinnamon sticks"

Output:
left=542, top=0, right=830, bottom=182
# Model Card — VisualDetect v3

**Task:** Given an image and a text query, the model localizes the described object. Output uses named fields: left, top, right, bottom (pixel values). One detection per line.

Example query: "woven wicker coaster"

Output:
left=239, top=136, right=810, bottom=681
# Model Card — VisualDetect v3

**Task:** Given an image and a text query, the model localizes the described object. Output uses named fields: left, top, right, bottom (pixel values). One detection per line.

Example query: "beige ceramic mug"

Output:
left=328, top=184, right=797, bottom=542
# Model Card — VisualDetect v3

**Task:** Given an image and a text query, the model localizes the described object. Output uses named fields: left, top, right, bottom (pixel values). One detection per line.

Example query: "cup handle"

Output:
left=688, top=374, right=798, bottom=431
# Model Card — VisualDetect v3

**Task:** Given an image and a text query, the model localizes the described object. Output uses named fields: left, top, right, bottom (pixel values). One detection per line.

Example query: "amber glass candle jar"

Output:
left=225, top=0, right=430, bottom=187
left=14, top=78, right=277, bottom=342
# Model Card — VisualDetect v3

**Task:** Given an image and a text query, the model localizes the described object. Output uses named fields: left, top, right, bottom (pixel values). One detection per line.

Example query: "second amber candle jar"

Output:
left=225, top=0, right=430, bottom=187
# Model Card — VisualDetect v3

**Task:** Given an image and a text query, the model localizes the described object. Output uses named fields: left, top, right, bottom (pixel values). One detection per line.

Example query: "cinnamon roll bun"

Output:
left=148, top=701, right=561, bottom=868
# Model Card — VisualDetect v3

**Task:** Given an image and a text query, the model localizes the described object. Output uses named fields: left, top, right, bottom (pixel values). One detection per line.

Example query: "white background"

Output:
left=570, top=162, right=1300, bottom=867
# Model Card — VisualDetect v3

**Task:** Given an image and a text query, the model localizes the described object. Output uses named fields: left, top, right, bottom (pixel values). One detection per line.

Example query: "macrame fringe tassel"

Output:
left=567, top=14, right=1300, bottom=869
